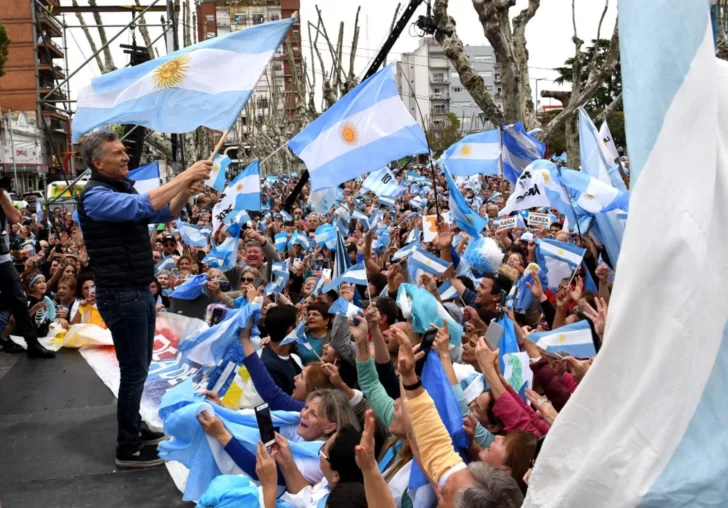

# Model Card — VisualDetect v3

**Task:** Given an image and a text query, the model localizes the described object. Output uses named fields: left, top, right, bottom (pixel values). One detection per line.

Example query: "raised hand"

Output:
left=355, top=409, right=378, bottom=473
left=582, top=297, right=608, bottom=340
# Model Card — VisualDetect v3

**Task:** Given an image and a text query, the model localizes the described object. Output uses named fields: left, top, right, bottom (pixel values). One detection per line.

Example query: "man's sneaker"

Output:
left=115, top=444, right=165, bottom=469
left=140, top=426, right=168, bottom=446
left=26, top=341, right=56, bottom=359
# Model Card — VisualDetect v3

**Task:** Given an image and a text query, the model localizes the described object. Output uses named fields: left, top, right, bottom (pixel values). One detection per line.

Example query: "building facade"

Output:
left=396, top=38, right=500, bottom=135
left=0, top=0, right=69, bottom=190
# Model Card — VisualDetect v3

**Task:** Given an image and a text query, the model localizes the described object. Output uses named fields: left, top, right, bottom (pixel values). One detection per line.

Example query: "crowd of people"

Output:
left=0, top=135, right=616, bottom=507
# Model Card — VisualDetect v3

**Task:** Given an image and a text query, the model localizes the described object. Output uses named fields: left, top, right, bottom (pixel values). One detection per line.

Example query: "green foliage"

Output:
left=540, top=109, right=626, bottom=157
left=0, top=21, right=10, bottom=78
left=427, top=112, right=463, bottom=156
left=554, top=39, right=621, bottom=112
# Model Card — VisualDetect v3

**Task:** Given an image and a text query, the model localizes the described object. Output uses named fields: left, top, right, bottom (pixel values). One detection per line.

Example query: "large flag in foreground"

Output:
left=525, top=3, right=728, bottom=507
left=288, top=64, right=429, bottom=191
left=128, top=161, right=161, bottom=194
left=72, top=18, right=294, bottom=141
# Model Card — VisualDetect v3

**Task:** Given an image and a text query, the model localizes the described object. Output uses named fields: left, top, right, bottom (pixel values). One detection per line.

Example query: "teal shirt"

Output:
left=297, top=332, right=325, bottom=365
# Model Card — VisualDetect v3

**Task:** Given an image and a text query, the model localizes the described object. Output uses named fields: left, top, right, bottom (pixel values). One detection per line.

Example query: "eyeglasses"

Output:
left=318, top=446, right=329, bottom=462
left=242, top=276, right=255, bottom=283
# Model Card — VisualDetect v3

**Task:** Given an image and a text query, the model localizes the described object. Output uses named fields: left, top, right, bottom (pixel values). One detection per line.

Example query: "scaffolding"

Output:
left=30, top=0, right=178, bottom=198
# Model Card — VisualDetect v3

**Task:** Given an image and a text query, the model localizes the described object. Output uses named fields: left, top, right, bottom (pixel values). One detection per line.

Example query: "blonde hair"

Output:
left=307, top=389, right=361, bottom=437
left=498, top=264, right=519, bottom=282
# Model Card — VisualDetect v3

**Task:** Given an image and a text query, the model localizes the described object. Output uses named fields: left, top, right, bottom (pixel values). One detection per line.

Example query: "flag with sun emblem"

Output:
left=287, top=64, right=429, bottom=191
left=439, top=129, right=502, bottom=176
left=212, top=160, right=261, bottom=233
left=71, top=18, right=295, bottom=142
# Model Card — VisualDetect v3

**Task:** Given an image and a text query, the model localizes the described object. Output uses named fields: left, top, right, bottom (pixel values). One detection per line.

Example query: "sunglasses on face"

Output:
left=242, top=276, right=255, bottom=283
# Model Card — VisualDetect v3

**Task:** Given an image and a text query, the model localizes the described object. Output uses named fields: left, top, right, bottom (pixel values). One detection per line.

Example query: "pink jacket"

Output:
left=493, top=385, right=551, bottom=438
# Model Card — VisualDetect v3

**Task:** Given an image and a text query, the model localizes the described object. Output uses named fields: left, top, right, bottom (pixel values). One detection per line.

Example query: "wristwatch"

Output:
left=403, top=378, right=422, bottom=391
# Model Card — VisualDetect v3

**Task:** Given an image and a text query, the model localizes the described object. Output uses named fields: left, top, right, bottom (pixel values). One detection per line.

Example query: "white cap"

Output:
left=520, top=232, right=534, bottom=242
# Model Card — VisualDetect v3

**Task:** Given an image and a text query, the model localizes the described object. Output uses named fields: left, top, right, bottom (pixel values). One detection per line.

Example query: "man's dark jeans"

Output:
left=96, top=286, right=155, bottom=455
left=0, top=260, right=38, bottom=343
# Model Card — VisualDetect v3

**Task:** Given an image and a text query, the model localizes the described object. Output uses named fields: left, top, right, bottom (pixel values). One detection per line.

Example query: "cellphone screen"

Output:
left=255, top=403, right=275, bottom=446
left=419, top=329, right=438, bottom=354
left=484, top=319, right=505, bottom=350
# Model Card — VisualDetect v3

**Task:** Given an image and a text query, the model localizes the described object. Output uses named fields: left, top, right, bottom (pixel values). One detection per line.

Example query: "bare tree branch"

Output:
left=346, top=7, right=361, bottom=92
left=88, top=0, right=116, bottom=72
left=511, top=0, right=540, bottom=129
left=588, top=0, right=609, bottom=79
left=593, top=91, right=622, bottom=125
left=434, top=0, right=505, bottom=126
left=540, top=90, right=571, bottom=106
left=133, top=0, right=155, bottom=59
left=72, top=0, right=105, bottom=73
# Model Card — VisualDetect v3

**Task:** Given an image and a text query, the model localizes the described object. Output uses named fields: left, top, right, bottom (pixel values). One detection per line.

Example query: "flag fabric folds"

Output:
left=308, top=186, right=339, bottom=215
left=392, top=242, right=420, bottom=261
left=525, top=4, right=728, bottom=506
left=438, top=280, right=459, bottom=300
left=72, top=18, right=295, bottom=142
left=206, top=154, right=232, bottom=192
left=339, top=262, right=368, bottom=286
left=128, top=161, right=161, bottom=195
left=443, top=166, right=488, bottom=237
left=557, top=168, right=629, bottom=214
left=409, top=247, right=451, bottom=276
left=440, top=129, right=501, bottom=177
left=351, top=209, right=371, bottom=229
left=314, top=224, right=337, bottom=249
left=155, top=255, right=176, bottom=274
left=502, top=123, right=547, bottom=183
left=274, top=232, right=289, bottom=253
left=535, top=239, right=586, bottom=291
left=177, top=221, right=209, bottom=248
left=361, top=166, right=402, bottom=197
left=528, top=320, right=596, bottom=358
left=287, top=64, right=429, bottom=191
left=327, top=297, right=363, bottom=318
left=498, top=165, right=552, bottom=216
left=170, top=274, right=209, bottom=300
left=279, top=321, right=307, bottom=347
left=212, top=160, right=261, bottom=233
left=203, top=229, right=240, bottom=272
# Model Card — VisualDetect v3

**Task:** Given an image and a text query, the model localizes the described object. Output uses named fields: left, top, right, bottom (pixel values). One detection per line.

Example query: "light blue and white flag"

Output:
left=155, top=255, right=176, bottom=273
left=339, top=262, right=368, bottom=286
left=525, top=4, right=728, bottom=506
left=170, top=274, right=209, bottom=300
left=314, top=224, right=337, bottom=249
left=333, top=206, right=350, bottom=235
left=406, top=226, right=420, bottom=245
left=128, top=161, right=161, bottom=194
left=212, top=160, right=261, bottom=233
left=372, top=226, right=390, bottom=254
left=557, top=168, right=629, bottom=214
left=438, top=280, right=459, bottom=300
left=203, top=229, right=240, bottom=272
left=177, top=221, right=209, bottom=248
left=288, top=230, right=311, bottom=251
left=361, top=167, right=402, bottom=197
left=274, top=232, right=289, bottom=253
left=308, top=186, right=339, bottom=215
left=327, top=297, right=363, bottom=318
left=409, top=247, right=451, bottom=276
left=331, top=227, right=351, bottom=287
left=409, top=196, right=427, bottom=210
left=528, top=320, right=595, bottom=358
left=72, top=19, right=295, bottom=142
left=443, top=166, right=488, bottom=237
left=352, top=209, right=371, bottom=229
left=440, top=129, right=501, bottom=176
left=392, top=242, right=420, bottom=262
left=311, top=275, right=327, bottom=296
left=206, top=154, right=231, bottom=192
left=288, top=64, right=429, bottom=191
left=378, top=195, right=396, bottom=208
left=502, top=122, right=546, bottom=183
left=279, top=209, right=293, bottom=222
left=535, top=238, right=585, bottom=291
left=279, top=321, right=307, bottom=347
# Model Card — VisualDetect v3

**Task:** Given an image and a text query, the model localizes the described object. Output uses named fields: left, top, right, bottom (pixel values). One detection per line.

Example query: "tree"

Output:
left=432, top=0, right=620, bottom=169
left=0, top=21, right=9, bottom=78
left=553, top=38, right=622, bottom=112
left=427, top=112, right=463, bottom=156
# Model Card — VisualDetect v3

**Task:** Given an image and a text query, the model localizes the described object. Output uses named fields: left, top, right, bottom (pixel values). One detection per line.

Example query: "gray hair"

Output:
left=82, top=131, right=120, bottom=171
left=453, top=463, right=524, bottom=508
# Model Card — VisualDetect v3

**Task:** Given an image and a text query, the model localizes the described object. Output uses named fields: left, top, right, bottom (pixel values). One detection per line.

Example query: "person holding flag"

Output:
left=77, top=131, right=212, bottom=468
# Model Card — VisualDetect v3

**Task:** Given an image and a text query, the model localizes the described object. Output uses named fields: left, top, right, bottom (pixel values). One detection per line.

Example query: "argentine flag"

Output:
left=556, top=168, right=629, bottom=214
left=352, top=209, right=371, bottom=229
left=177, top=221, right=208, bottom=248
left=339, top=262, right=368, bottom=286
left=274, top=232, right=288, bottom=253
left=288, top=64, right=429, bottom=191
left=502, top=122, right=546, bottom=183
left=536, top=238, right=585, bottom=291
left=528, top=320, right=595, bottom=358
left=212, top=160, right=261, bottom=233
left=392, top=242, right=420, bottom=261
left=438, top=280, right=459, bottom=300
left=206, top=154, right=231, bottom=192
left=361, top=167, right=402, bottom=197
left=440, top=129, right=501, bottom=176
left=524, top=3, right=728, bottom=506
left=72, top=18, right=295, bottom=142
left=314, top=224, right=337, bottom=249
left=128, top=161, right=161, bottom=195
left=328, top=297, right=363, bottom=318
left=155, top=255, right=176, bottom=273
left=308, top=186, right=339, bottom=215
left=203, top=230, right=240, bottom=272
left=279, top=321, right=308, bottom=347
left=443, top=166, right=488, bottom=237
left=409, top=247, right=451, bottom=276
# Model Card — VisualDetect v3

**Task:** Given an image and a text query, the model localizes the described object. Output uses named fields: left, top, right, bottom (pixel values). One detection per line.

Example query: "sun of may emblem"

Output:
left=236, top=182, right=244, bottom=192
left=153, top=54, right=191, bottom=89
left=340, top=122, right=359, bottom=145
left=460, top=144, right=472, bottom=156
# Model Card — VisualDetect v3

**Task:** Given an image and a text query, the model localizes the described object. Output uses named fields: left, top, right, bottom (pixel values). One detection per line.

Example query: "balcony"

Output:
left=430, top=93, right=450, bottom=100
left=40, top=86, right=67, bottom=103
left=38, top=10, right=63, bottom=38
left=43, top=111, right=69, bottom=133
left=38, top=39, right=64, bottom=59
left=38, top=63, right=65, bottom=79
left=429, top=75, right=448, bottom=84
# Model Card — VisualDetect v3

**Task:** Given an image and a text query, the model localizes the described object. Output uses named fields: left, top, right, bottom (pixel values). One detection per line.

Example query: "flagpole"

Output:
left=207, top=11, right=298, bottom=164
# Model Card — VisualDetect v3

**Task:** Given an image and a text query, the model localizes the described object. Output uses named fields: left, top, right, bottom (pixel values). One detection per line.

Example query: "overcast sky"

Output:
left=60, top=0, right=616, bottom=111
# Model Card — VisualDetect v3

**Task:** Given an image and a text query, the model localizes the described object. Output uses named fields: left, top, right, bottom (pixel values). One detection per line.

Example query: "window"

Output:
left=433, top=87, right=443, bottom=94
left=273, top=63, right=283, bottom=72
left=495, top=73, right=502, bottom=82
left=257, top=115, right=264, bottom=123
left=206, top=14, right=214, bottom=21
left=478, top=71, right=493, bottom=78
left=293, top=46, right=300, bottom=53
left=431, top=72, right=445, bottom=83
left=241, top=116, right=248, bottom=126
left=293, top=30, right=299, bottom=37
left=234, top=14, right=246, bottom=24
left=452, top=86, right=462, bottom=93
left=271, top=14, right=281, bottom=21
left=433, top=104, right=447, bottom=114
left=253, top=13, right=264, bottom=25
left=257, top=97, right=269, bottom=109
left=473, top=55, right=493, bottom=62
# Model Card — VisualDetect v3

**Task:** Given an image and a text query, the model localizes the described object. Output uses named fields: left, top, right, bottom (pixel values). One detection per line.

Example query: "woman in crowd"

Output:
left=70, top=278, right=105, bottom=327
left=150, top=277, right=169, bottom=312
left=300, top=301, right=332, bottom=365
